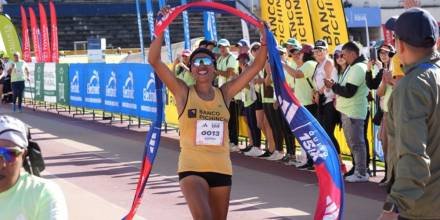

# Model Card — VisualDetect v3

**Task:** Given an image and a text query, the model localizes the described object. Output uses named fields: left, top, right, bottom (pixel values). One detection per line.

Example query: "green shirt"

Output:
left=175, top=65, right=195, bottom=86
left=0, top=172, right=68, bottom=220
left=380, top=83, right=393, bottom=112
left=335, top=62, right=369, bottom=119
left=216, top=53, right=240, bottom=100
left=285, top=60, right=296, bottom=89
left=294, top=60, right=317, bottom=106
left=11, top=61, right=27, bottom=82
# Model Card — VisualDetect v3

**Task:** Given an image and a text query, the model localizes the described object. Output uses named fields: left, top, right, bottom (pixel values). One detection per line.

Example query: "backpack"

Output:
left=23, top=130, right=45, bottom=176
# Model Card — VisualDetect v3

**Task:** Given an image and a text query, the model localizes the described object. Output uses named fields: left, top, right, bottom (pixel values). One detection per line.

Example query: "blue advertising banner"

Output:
left=118, top=64, right=138, bottom=116
left=137, top=64, right=158, bottom=120
left=69, top=64, right=86, bottom=107
left=102, top=64, right=120, bottom=113
left=68, top=63, right=158, bottom=121
left=84, top=64, right=105, bottom=110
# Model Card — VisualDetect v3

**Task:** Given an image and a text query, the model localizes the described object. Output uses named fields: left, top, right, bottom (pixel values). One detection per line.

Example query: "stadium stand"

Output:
left=3, top=0, right=260, bottom=50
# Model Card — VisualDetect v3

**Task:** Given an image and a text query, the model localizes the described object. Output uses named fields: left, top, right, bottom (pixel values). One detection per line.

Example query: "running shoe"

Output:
left=281, top=154, right=295, bottom=163
left=244, top=147, right=265, bottom=157
left=265, top=151, right=284, bottom=161
left=258, top=151, right=272, bottom=158
left=297, top=163, right=314, bottom=171
left=240, top=145, right=253, bottom=153
left=229, top=143, right=240, bottom=152
left=345, top=171, right=369, bottom=183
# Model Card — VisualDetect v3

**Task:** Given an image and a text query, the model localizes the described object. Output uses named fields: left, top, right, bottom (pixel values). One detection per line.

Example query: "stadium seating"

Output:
left=5, top=1, right=260, bottom=51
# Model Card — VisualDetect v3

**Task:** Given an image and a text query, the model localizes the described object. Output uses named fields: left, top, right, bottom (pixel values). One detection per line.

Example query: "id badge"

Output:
left=196, top=120, right=224, bottom=146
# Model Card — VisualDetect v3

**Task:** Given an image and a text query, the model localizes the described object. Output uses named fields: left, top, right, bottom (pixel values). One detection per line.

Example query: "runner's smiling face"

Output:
left=190, top=53, right=216, bottom=84
left=0, top=140, right=24, bottom=193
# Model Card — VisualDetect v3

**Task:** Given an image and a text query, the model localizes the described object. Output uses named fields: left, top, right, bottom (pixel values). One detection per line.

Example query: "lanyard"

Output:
left=339, top=65, right=351, bottom=84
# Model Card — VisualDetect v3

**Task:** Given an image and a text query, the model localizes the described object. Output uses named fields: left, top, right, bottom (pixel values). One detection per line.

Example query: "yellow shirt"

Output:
left=178, top=86, right=232, bottom=175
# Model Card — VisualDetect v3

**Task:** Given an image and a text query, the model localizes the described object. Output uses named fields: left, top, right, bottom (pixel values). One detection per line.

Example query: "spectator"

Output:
left=0, top=115, right=67, bottom=219
left=283, top=38, right=300, bottom=91
left=237, top=53, right=264, bottom=157
left=173, top=49, right=195, bottom=86
left=312, top=40, right=343, bottom=171
left=324, top=41, right=369, bottom=182
left=366, top=43, right=396, bottom=184
left=236, top=39, right=250, bottom=55
left=276, top=46, right=297, bottom=165
left=216, top=39, right=241, bottom=152
left=283, top=43, right=317, bottom=170
left=378, top=8, right=440, bottom=220
left=206, top=41, right=216, bottom=52
left=7, top=52, right=29, bottom=112
left=198, top=39, right=209, bottom=48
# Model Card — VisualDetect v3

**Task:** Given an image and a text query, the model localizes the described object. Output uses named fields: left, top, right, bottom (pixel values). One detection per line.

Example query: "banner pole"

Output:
left=135, top=0, right=146, bottom=63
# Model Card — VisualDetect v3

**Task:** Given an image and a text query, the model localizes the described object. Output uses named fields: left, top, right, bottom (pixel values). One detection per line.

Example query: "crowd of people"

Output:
left=0, top=52, right=30, bottom=112
left=172, top=33, right=405, bottom=184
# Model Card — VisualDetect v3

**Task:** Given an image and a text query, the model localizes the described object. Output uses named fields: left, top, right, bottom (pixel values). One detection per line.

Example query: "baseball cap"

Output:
left=181, top=49, right=191, bottom=57
left=284, top=38, right=302, bottom=50
left=236, top=39, right=250, bottom=48
left=250, top=42, right=261, bottom=50
left=314, top=39, right=328, bottom=50
left=0, top=115, right=29, bottom=149
left=218, top=39, right=231, bottom=47
left=386, top=8, right=439, bottom=48
left=334, top=44, right=343, bottom=54
left=278, top=46, right=287, bottom=54
left=300, top=44, right=314, bottom=54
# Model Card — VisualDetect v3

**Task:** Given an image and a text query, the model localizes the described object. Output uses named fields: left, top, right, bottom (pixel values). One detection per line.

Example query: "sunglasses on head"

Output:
left=192, top=57, right=213, bottom=67
left=0, top=147, right=23, bottom=163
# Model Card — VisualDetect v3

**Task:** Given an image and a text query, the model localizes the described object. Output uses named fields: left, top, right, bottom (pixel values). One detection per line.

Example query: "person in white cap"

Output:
left=0, top=115, right=67, bottom=219
left=7, top=52, right=29, bottom=112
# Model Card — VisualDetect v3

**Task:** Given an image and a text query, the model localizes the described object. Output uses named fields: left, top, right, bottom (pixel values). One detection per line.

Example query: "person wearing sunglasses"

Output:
left=149, top=7, right=267, bottom=220
left=0, top=115, right=67, bottom=219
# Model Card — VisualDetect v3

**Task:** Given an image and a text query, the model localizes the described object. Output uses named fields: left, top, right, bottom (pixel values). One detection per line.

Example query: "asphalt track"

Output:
left=0, top=104, right=386, bottom=220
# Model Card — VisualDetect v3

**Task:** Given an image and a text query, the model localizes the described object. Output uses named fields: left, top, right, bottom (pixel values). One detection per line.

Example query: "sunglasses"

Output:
left=0, top=147, right=23, bottom=163
left=192, top=57, right=213, bottom=67
left=289, top=49, right=300, bottom=54
left=334, top=53, right=343, bottom=59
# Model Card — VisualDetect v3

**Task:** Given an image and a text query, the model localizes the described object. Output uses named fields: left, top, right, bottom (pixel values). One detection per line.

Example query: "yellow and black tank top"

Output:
left=178, top=86, right=232, bottom=175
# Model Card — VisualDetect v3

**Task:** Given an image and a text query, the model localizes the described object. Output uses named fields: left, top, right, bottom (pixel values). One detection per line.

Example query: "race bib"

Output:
left=196, top=120, right=224, bottom=146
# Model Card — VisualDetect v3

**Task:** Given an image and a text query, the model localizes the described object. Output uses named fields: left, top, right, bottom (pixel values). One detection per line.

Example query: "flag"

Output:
left=265, top=28, right=344, bottom=220
left=308, top=0, right=349, bottom=52
left=49, top=1, right=59, bottom=63
left=135, top=0, right=146, bottom=63
left=29, top=7, right=42, bottom=63
left=20, top=5, right=31, bottom=62
left=181, top=0, right=191, bottom=49
left=261, top=0, right=314, bottom=44
left=158, top=0, right=173, bottom=63
left=203, top=0, right=217, bottom=41
left=38, top=2, right=51, bottom=62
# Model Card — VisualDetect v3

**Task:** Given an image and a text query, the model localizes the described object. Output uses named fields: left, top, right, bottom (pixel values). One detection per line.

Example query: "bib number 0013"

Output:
left=196, top=120, right=224, bottom=146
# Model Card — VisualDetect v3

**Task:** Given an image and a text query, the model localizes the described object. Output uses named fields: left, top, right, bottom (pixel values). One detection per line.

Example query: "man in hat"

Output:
left=0, top=115, right=67, bottom=219
left=7, top=52, right=29, bottom=112
left=378, top=8, right=440, bottom=220
left=216, top=39, right=241, bottom=152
